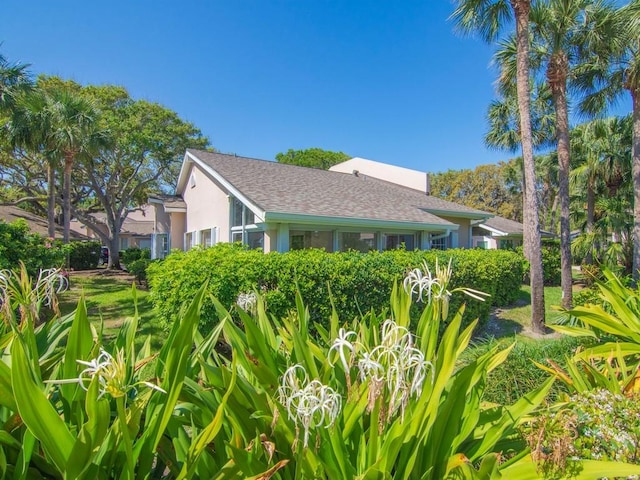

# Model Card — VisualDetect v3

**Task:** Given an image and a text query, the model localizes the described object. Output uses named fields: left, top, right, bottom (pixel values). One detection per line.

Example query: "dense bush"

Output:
left=518, top=240, right=561, bottom=286
left=0, top=219, right=67, bottom=275
left=147, top=244, right=524, bottom=332
left=67, top=240, right=101, bottom=270
left=121, top=246, right=150, bottom=265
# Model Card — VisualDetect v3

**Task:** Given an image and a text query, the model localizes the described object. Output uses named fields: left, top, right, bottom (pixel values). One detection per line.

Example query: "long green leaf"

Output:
left=178, top=356, right=238, bottom=479
left=11, top=336, right=74, bottom=474
left=135, top=283, right=207, bottom=476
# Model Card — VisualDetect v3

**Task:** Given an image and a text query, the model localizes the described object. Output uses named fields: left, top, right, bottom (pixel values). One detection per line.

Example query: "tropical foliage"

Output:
left=5, top=262, right=640, bottom=478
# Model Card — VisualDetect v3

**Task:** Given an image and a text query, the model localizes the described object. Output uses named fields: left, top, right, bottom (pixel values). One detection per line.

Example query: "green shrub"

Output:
left=0, top=219, right=67, bottom=276
left=67, top=240, right=101, bottom=270
left=127, top=258, right=154, bottom=285
left=147, top=244, right=524, bottom=333
left=121, top=246, right=150, bottom=265
left=517, top=241, right=561, bottom=286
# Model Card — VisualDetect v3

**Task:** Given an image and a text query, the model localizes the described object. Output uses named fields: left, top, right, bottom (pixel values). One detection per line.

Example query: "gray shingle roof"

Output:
left=186, top=149, right=490, bottom=227
left=480, top=216, right=524, bottom=235
left=0, top=205, right=87, bottom=239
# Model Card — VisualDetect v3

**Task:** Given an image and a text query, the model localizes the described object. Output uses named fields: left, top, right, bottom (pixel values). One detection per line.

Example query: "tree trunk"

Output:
left=632, top=90, right=640, bottom=283
left=512, top=0, right=546, bottom=333
left=63, top=153, right=73, bottom=244
left=585, top=180, right=595, bottom=265
left=548, top=52, right=573, bottom=309
left=47, top=161, right=56, bottom=239
left=108, top=234, right=121, bottom=270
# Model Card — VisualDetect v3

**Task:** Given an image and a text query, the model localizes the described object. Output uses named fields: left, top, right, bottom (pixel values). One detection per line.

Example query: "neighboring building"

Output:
left=471, top=216, right=525, bottom=250
left=329, top=157, right=430, bottom=193
left=70, top=206, right=155, bottom=251
left=0, top=205, right=86, bottom=240
left=148, top=149, right=493, bottom=258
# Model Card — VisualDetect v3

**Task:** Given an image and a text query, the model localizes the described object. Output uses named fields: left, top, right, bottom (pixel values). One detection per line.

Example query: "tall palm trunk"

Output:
left=513, top=0, right=546, bottom=333
left=633, top=90, right=640, bottom=283
left=585, top=180, right=595, bottom=265
left=548, top=52, right=573, bottom=309
left=47, top=161, right=56, bottom=238
left=63, top=153, right=74, bottom=244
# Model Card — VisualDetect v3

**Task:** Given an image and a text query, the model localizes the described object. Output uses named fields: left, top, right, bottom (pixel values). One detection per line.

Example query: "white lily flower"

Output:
left=277, top=364, right=341, bottom=448
left=328, top=328, right=357, bottom=372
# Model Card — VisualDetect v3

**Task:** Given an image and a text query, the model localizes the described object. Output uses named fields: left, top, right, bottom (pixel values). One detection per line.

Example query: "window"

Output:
left=189, top=171, right=196, bottom=188
left=120, top=237, right=130, bottom=250
left=159, top=234, right=169, bottom=257
left=231, top=231, right=242, bottom=243
left=231, top=198, right=244, bottom=227
left=185, top=232, right=194, bottom=250
left=383, top=233, right=415, bottom=251
left=476, top=240, right=488, bottom=249
left=231, top=198, right=256, bottom=227
left=499, top=239, right=514, bottom=250
left=201, top=229, right=212, bottom=247
left=339, top=232, right=377, bottom=253
left=138, top=238, right=152, bottom=250
left=289, top=230, right=334, bottom=251
left=430, top=236, right=448, bottom=250
left=247, top=231, right=264, bottom=250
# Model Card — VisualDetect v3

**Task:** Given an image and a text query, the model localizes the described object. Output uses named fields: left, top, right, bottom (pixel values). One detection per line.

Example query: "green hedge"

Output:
left=517, top=241, right=562, bottom=286
left=68, top=241, right=101, bottom=270
left=0, top=220, right=67, bottom=276
left=148, top=244, right=524, bottom=333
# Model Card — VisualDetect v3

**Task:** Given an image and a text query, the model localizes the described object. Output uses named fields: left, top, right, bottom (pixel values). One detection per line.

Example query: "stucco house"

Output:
left=69, top=206, right=155, bottom=251
left=148, top=149, right=494, bottom=258
left=330, top=156, right=532, bottom=250
left=471, top=216, right=525, bottom=250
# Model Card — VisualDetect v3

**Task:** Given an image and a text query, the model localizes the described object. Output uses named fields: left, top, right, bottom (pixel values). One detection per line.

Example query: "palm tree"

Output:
left=451, top=0, right=546, bottom=333
left=0, top=52, right=31, bottom=113
left=570, top=116, right=632, bottom=268
left=45, top=88, right=101, bottom=243
left=573, top=2, right=640, bottom=280
left=6, top=88, right=59, bottom=238
left=529, top=0, right=618, bottom=308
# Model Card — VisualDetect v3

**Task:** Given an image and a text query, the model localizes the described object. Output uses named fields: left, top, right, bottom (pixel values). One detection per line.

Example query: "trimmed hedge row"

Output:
left=148, top=244, right=524, bottom=332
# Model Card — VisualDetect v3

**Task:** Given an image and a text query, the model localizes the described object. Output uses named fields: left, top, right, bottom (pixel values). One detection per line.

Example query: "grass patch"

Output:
left=59, top=271, right=164, bottom=351
left=484, top=285, right=567, bottom=335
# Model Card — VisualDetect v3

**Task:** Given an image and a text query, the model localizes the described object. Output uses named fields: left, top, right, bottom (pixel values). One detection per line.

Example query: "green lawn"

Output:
left=59, top=271, right=165, bottom=351
left=479, top=285, right=568, bottom=338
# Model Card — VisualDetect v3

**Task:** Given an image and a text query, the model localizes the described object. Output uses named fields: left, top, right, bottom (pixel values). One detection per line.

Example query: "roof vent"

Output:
left=353, top=170, right=359, bottom=177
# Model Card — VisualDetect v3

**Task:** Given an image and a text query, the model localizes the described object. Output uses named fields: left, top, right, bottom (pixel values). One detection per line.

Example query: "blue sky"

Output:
left=1, top=1, right=631, bottom=173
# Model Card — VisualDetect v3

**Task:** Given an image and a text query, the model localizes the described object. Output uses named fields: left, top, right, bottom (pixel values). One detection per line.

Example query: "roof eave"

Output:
left=423, top=209, right=491, bottom=220
left=263, top=212, right=457, bottom=231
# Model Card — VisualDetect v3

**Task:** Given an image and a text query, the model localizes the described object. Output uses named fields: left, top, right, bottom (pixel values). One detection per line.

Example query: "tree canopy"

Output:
left=1, top=74, right=210, bottom=268
left=275, top=148, right=350, bottom=170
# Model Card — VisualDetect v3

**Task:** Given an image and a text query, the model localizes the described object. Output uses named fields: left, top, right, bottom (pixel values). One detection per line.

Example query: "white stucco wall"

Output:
left=329, top=157, right=429, bottom=193
left=181, top=165, right=231, bottom=246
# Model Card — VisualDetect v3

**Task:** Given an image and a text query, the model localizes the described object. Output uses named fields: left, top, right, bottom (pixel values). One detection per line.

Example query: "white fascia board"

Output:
left=179, top=150, right=265, bottom=222
left=423, top=209, right=491, bottom=220
left=264, top=212, right=457, bottom=231
left=476, top=224, right=510, bottom=237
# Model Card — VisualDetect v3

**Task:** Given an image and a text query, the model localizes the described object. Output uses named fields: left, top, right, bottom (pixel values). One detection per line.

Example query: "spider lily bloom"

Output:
left=328, top=328, right=357, bottom=373
left=47, top=348, right=166, bottom=399
left=236, top=291, right=258, bottom=313
left=356, top=320, right=432, bottom=420
left=0, top=266, right=69, bottom=323
left=277, top=364, right=341, bottom=449
left=403, top=266, right=440, bottom=304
